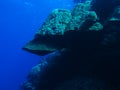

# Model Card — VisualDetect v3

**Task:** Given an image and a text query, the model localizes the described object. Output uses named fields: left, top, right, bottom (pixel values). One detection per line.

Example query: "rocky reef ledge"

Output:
left=21, top=0, right=120, bottom=90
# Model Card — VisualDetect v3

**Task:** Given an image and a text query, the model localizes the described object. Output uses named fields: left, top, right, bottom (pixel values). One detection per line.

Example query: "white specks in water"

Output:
left=24, top=2, right=34, bottom=8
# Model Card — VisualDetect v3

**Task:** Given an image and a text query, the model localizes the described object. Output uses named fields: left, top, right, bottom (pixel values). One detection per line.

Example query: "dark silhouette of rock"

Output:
left=92, top=0, right=120, bottom=22
left=21, top=0, right=120, bottom=90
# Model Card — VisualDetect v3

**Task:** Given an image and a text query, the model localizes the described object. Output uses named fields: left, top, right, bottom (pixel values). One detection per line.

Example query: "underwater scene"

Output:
left=0, top=0, right=120, bottom=90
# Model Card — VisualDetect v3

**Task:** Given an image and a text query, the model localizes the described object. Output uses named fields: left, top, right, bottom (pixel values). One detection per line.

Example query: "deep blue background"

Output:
left=0, top=0, right=74, bottom=90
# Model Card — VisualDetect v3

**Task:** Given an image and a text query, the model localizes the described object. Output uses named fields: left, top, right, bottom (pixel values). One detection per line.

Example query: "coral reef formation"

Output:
left=21, top=0, right=120, bottom=90
left=23, top=0, right=102, bottom=55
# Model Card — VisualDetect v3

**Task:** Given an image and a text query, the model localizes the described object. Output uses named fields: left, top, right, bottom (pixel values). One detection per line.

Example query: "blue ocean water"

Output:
left=0, top=0, right=74, bottom=90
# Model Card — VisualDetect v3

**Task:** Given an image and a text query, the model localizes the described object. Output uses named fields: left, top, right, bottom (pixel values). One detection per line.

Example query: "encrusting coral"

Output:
left=21, top=0, right=120, bottom=90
